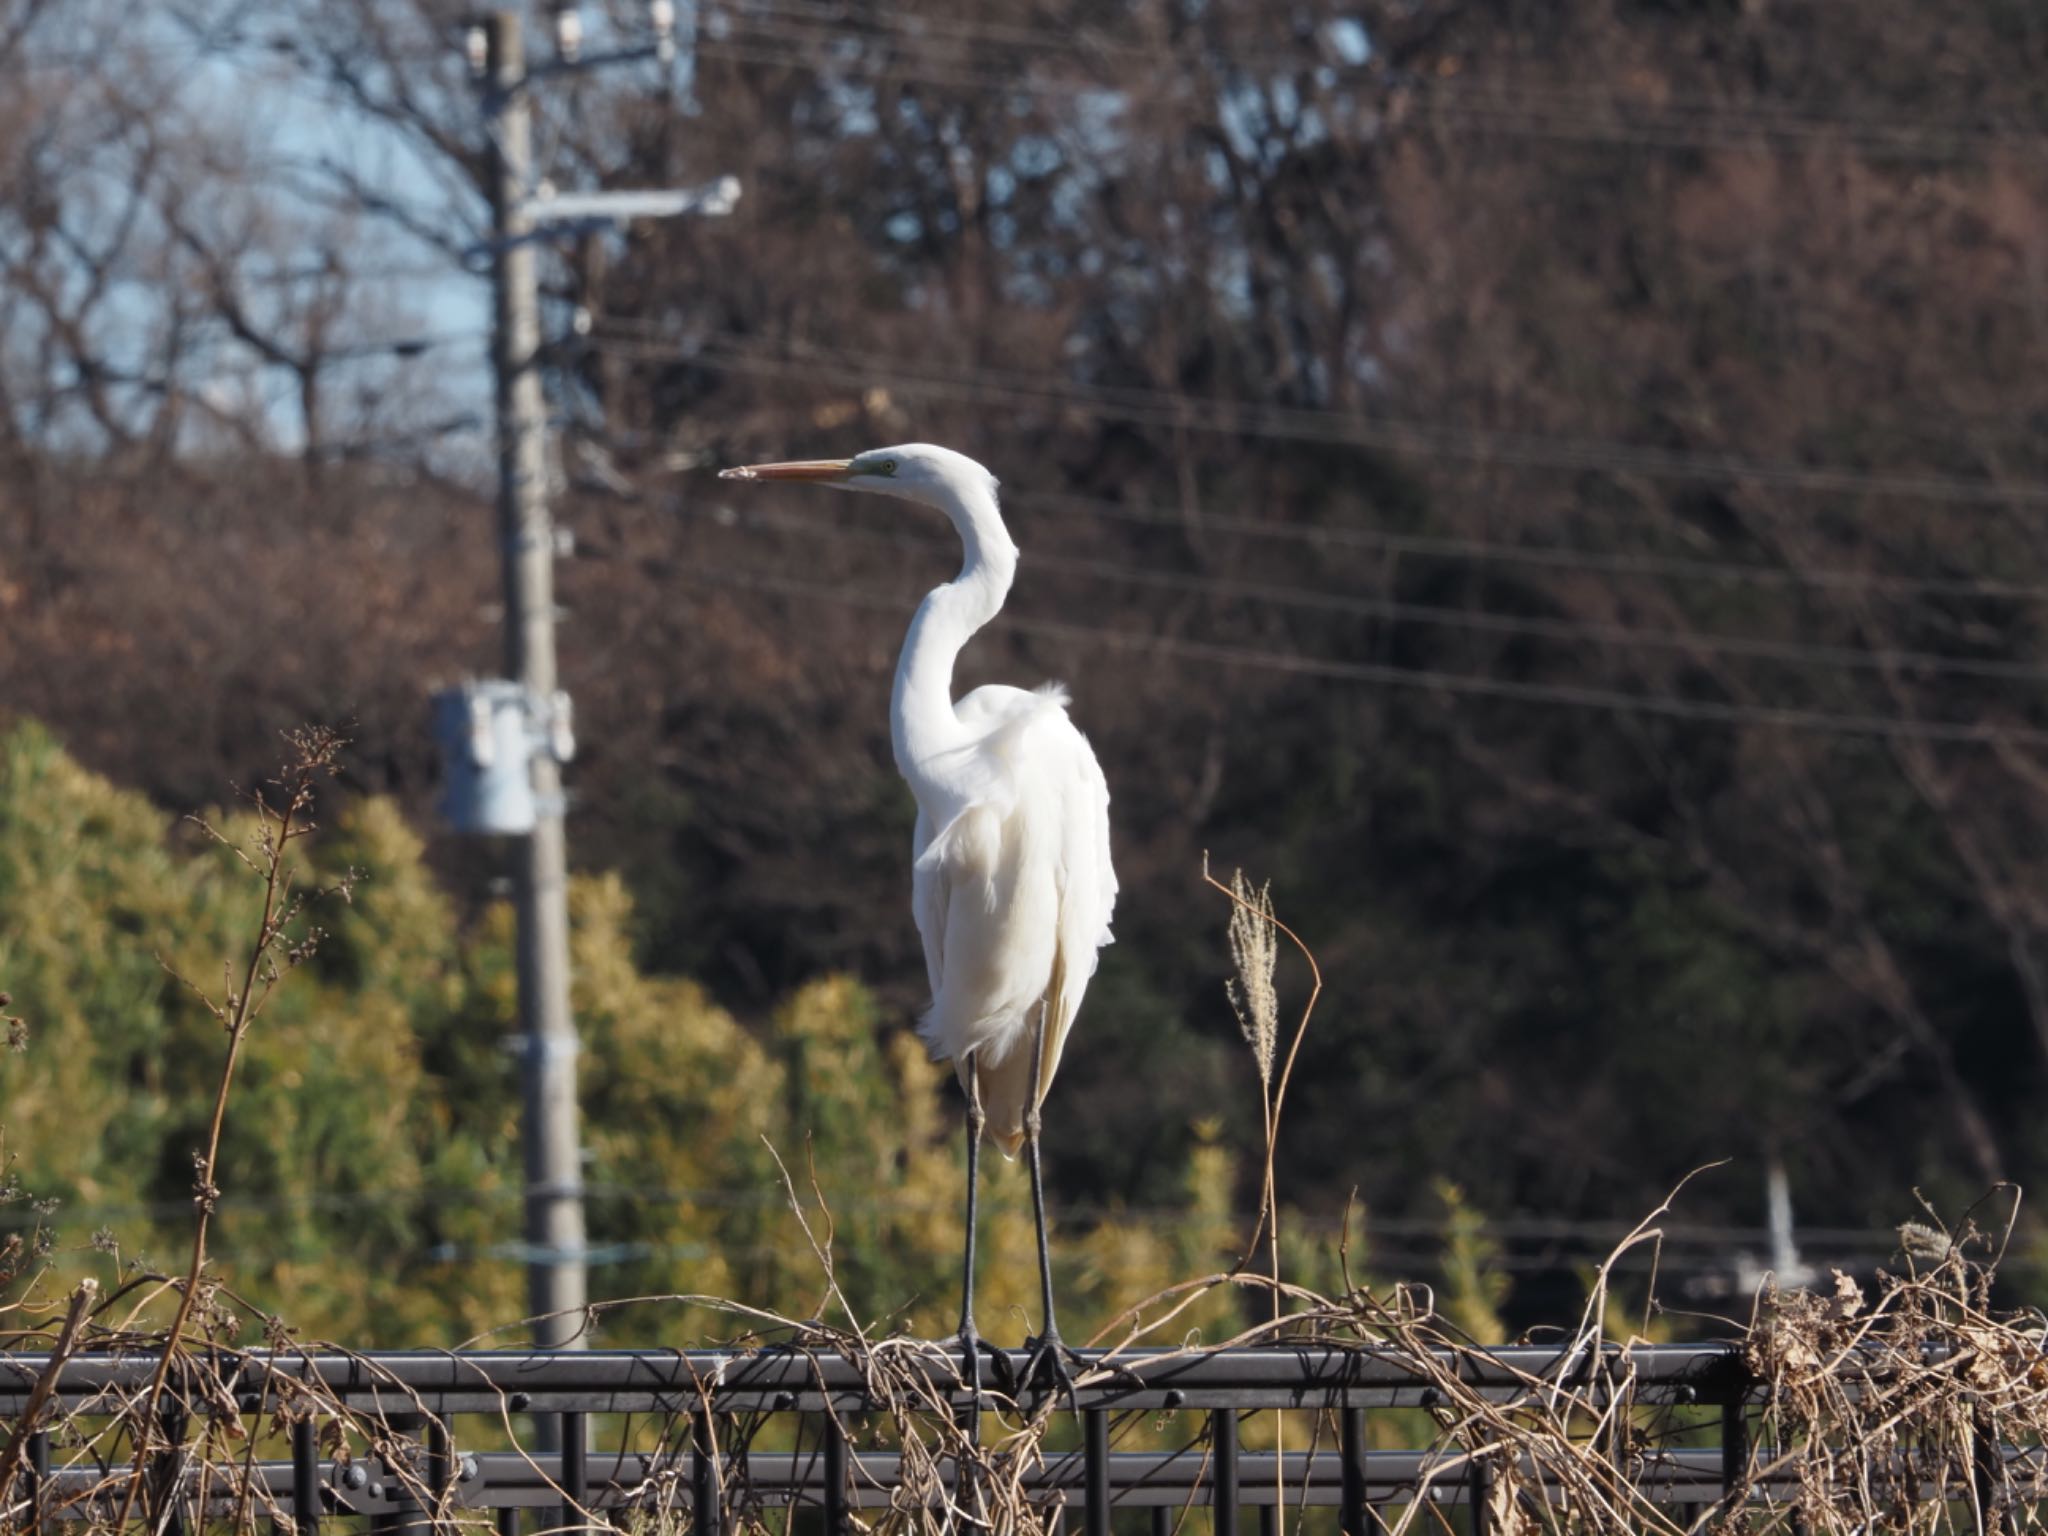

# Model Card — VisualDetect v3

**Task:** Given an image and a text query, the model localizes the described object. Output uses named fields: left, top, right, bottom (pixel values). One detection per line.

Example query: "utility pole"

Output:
left=436, top=8, right=736, bottom=1404
left=485, top=9, right=587, bottom=1356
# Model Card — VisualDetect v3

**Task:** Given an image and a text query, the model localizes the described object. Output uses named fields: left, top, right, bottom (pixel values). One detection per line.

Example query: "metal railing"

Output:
left=0, top=1342, right=2035, bottom=1532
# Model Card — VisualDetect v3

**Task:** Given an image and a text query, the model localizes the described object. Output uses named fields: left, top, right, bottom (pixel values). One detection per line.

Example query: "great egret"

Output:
left=718, top=444, right=1118, bottom=1410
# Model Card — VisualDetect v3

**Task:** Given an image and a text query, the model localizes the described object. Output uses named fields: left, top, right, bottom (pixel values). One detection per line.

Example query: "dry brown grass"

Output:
left=2, top=1186, right=2045, bottom=1534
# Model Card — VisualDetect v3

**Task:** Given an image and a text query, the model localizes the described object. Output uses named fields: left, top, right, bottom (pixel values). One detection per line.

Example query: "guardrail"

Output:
left=0, top=1342, right=2034, bottom=1533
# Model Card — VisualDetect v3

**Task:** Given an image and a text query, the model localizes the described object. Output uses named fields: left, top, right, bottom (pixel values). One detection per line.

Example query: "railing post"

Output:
left=26, top=1430, right=48, bottom=1536
left=1971, top=1408, right=2000, bottom=1536
left=1340, top=1407, right=1367, bottom=1536
left=823, top=1413, right=849, bottom=1536
left=1084, top=1409, right=1110, bottom=1536
left=1720, top=1399, right=1747, bottom=1509
left=380, top=1411, right=424, bottom=1536
left=693, top=1410, right=721, bottom=1536
left=427, top=1416, right=453, bottom=1527
left=561, top=1410, right=587, bottom=1534
left=291, top=1416, right=320, bottom=1536
left=1151, top=1505, right=1172, bottom=1536
left=163, top=1400, right=190, bottom=1536
left=1211, top=1409, right=1238, bottom=1536
left=1470, top=1453, right=1492, bottom=1536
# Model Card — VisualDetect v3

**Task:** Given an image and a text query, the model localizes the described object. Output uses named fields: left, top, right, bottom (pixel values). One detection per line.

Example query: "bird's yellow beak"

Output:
left=717, top=458, right=854, bottom=482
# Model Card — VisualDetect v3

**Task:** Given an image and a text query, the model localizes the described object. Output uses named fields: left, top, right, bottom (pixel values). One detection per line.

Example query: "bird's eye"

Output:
left=878, top=458, right=898, bottom=476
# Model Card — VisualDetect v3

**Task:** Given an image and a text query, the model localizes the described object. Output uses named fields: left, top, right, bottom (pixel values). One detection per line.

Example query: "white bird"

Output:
left=718, top=443, right=1117, bottom=1409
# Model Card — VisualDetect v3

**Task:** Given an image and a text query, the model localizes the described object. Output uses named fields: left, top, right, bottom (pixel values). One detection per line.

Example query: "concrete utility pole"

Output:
left=438, top=10, right=733, bottom=1405
left=485, top=8, right=587, bottom=1355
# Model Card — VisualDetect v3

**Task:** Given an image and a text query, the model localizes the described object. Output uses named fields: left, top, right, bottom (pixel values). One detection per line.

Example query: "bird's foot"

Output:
left=955, top=1321, right=1013, bottom=1437
left=1019, top=1326, right=1086, bottom=1414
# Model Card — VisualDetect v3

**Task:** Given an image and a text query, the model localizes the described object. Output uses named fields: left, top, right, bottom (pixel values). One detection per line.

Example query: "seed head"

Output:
left=1225, top=868, right=1278, bottom=1086
left=1898, top=1221, right=1952, bottom=1262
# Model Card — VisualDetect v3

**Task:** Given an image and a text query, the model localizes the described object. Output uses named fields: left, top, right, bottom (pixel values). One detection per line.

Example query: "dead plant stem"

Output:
left=0, top=1277, right=97, bottom=1511
left=113, top=778, right=307, bottom=1531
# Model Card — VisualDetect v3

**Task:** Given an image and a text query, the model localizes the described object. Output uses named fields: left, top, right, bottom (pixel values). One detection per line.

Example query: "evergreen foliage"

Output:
left=0, top=723, right=1260, bottom=1347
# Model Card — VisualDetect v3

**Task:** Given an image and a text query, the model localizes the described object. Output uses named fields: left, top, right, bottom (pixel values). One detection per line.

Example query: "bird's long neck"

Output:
left=891, top=479, right=1018, bottom=807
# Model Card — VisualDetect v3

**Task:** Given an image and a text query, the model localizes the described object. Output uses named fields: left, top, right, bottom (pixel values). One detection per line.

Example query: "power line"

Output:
left=727, top=0, right=2026, bottom=148
left=1399, top=72, right=2047, bottom=147
left=5, top=1179, right=1912, bottom=1255
left=604, top=439, right=2048, bottom=603
left=694, top=499, right=2048, bottom=684
left=596, top=325, right=2048, bottom=508
left=1405, top=92, right=2048, bottom=162
left=239, top=261, right=479, bottom=288
left=697, top=35, right=1058, bottom=97
left=1003, top=491, right=2048, bottom=605
left=410, top=1235, right=1819, bottom=1275
left=673, top=561, right=2048, bottom=746
left=698, top=6, right=2048, bottom=162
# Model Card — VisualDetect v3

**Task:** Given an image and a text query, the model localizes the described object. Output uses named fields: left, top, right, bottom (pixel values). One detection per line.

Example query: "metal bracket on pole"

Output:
left=464, top=178, right=742, bottom=264
left=523, top=177, right=741, bottom=225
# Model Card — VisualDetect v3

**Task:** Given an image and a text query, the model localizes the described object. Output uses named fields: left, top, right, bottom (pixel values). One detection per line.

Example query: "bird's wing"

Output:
left=909, top=685, right=1116, bottom=1150
left=909, top=688, right=1036, bottom=1034
left=1030, top=700, right=1117, bottom=1109
left=912, top=797, right=1035, bottom=1076
left=909, top=804, right=946, bottom=1005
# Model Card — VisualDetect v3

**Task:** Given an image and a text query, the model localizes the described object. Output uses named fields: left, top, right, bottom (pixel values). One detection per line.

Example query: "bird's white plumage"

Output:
left=717, top=441, right=1117, bottom=1162
left=910, top=682, right=1117, bottom=1155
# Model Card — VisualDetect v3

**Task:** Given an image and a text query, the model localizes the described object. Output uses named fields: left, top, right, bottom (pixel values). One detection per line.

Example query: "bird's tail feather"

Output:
left=974, top=1040, right=1036, bottom=1160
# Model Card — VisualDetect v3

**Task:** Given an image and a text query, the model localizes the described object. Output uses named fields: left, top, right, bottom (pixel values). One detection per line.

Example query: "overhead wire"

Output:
left=593, top=324, right=2048, bottom=508
left=694, top=32, right=2043, bottom=166
left=669, top=561, right=2048, bottom=746
left=1002, top=490, right=2048, bottom=605
left=1, top=1177, right=1914, bottom=1260
left=588, top=435, right=2048, bottom=604
left=1404, top=92, right=2048, bottom=161
left=692, top=499, right=2048, bottom=684
left=696, top=35, right=1057, bottom=98
left=85, top=0, right=2033, bottom=171
left=1379, top=70, right=2046, bottom=143
left=697, top=3, right=2048, bottom=161
left=715, top=0, right=2010, bottom=135
left=406, top=1235, right=1839, bottom=1274
left=615, top=18, right=2048, bottom=633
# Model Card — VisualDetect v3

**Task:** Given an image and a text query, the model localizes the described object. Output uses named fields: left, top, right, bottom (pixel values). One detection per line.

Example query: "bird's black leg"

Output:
left=1020, top=1005, right=1082, bottom=1412
left=957, top=1054, right=988, bottom=1440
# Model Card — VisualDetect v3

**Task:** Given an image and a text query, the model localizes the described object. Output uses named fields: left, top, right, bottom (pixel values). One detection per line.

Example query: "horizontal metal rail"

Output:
left=21, top=1444, right=2048, bottom=1517
left=0, top=1343, right=1764, bottom=1413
